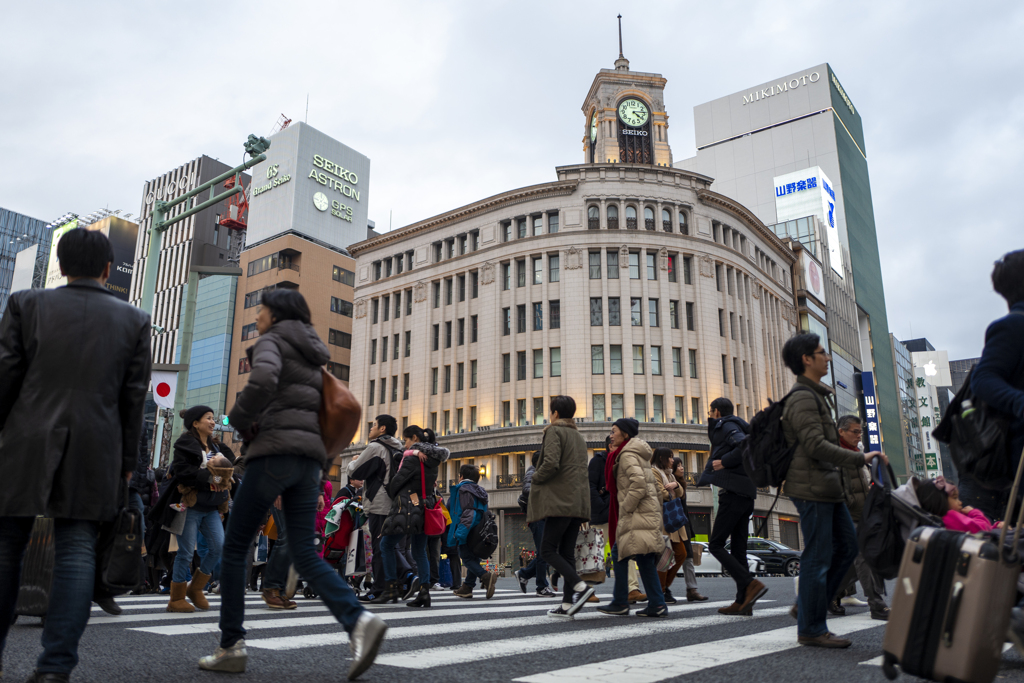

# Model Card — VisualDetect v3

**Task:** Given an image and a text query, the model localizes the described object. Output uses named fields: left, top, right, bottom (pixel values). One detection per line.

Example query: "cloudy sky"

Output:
left=2, top=1, right=1020, bottom=359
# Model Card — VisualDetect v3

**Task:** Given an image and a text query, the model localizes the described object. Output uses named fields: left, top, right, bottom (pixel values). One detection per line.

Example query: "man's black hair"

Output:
left=460, top=463, right=480, bottom=483
left=992, top=249, right=1024, bottom=306
left=781, top=333, right=821, bottom=376
left=260, top=288, right=312, bottom=325
left=710, top=397, right=734, bottom=417
left=549, top=395, right=576, bottom=419
left=531, top=450, right=540, bottom=467
left=375, top=414, right=397, bottom=436
left=57, top=228, right=114, bottom=278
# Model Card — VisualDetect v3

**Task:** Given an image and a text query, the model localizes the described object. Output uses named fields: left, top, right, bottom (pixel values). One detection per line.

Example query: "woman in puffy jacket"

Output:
left=652, top=448, right=688, bottom=604
left=372, top=425, right=449, bottom=608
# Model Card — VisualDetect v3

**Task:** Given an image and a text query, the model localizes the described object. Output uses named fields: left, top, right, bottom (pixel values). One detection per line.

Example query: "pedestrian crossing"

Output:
left=56, top=583, right=1024, bottom=682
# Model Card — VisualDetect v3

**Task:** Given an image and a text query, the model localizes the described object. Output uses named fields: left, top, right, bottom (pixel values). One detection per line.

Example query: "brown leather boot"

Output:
left=686, top=589, right=709, bottom=602
left=167, top=581, right=195, bottom=613
left=186, top=571, right=212, bottom=611
left=717, top=602, right=744, bottom=615
left=737, top=579, right=768, bottom=612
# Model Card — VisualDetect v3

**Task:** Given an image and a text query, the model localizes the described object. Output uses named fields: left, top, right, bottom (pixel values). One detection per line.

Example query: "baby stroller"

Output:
left=891, top=477, right=946, bottom=541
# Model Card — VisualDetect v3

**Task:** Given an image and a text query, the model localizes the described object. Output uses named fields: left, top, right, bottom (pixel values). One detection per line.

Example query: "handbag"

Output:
left=344, top=528, right=368, bottom=576
left=320, top=367, right=362, bottom=457
left=95, top=485, right=144, bottom=594
left=422, top=461, right=446, bottom=537
left=662, top=496, right=689, bottom=534
left=574, top=525, right=605, bottom=576
left=253, top=533, right=268, bottom=566
left=656, top=535, right=675, bottom=573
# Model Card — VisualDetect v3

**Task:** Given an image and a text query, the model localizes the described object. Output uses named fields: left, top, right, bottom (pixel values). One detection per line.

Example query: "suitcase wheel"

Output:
left=881, top=652, right=899, bottom=681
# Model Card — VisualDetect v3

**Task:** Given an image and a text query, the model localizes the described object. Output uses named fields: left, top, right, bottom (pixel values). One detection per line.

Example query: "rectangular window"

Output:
left=534, top=349, right=544, bottom=378
left=458, top=234, right=467, bottom=255
left=444, top=365, right=451, bottom=393
left=517, top=304, right=527, bottom=333
left=607, top=250, right=619, bottom=278
left=549, top=300, right=560, bottom=329
left=445, top=321, right=452, bottom=348
left=675, top=396, right=684, bottom=423
left=393, top=333, right=399, bottom=360
left=727, top=267, right=734, bottom=296
left=649, top=299, right=659, bottom=327
left=647, top=252, right=657, bottom=280
left=733, top=357, right=740, bottom=386
left=431, top=412, right=438, bottom=433
left=715, top=264, right=723, bottom=292
left=689, top=349, right=698, bottom=378
left=326, top=362, right=349, bottom=381
left=629, top=252, right=640, bottom=279
left=458, top=318, right=465, bottom=346
left=739, top=315, right=745, bottom=344
left=589, top=251, right=602, bottom=279
left=470, top=360, right=478, bottom=388
left=380, top=379, right=387, bottom=405
left=550, top=347, right=561, bottom=377
left=683, top=256, right=693, bottom=285
left=549, top=254, right=560, bottom=282
left=381, top=336, right=388, bottom=360
left=533, top=302, right=543, bottom=331
left=670, top=301, right=679, bottom=329
left=470, top=406, right=477, bottom=430
left=502, top=354, right=510, bottom=383
left=533, top=257, right=543, bottom=285
left=593, top=395, right=606, bottom=422
left=471, top=270, right=479, bottom=298
left=432, top=282, right=440, bottom=308
left=502, top=401, right=511, bottom=427
left=432, top=324, right=439, bottom=351
left=533, top=397, right=544, bottom=424
left=502, top=263, right=511, bottom=290
left=722, top=355, right=729, bottom=384
left=502, top=308, right=511, bottom=336
left=370, top=339, right=377, bottom=364
left=718, top=309, right=725, bottom=336
left=590, top=298, right=603, bottom=326
left=673, top=348, right=682, bottom=377
left=635, top=395, right=647, bottom=422
left=608, top=297, right=621, bottom=326
left=328, top=329, right=352, bottom=348
left=444, top=279, right=452, bottom=305
left=651, top=346, right=662, bottom=376
left=518, top=218, right=527, bottom=239
left=502, top=222, right=512, bottom=242
left=592, top=345, right=604, bottom=374
left=406, top=288, right=413, bottom=316
left=471, top=230, right=480, bottom=251
left=403, top=373, right=410, bottom=400
left=471, top=315, right=478, bottom=343
left=433, top=242, right=443, bottom=262
left=458, top=274, right=466, bottom=302
left=332, top=266, right=355, bottom=286
left=633, top=345, right=644, bottom=374
left=331, top=297, right=353, bottom=317
left=391, top=376, right=398, bottom=403
left=691, top=398, right=701, bottom=425
left=457, top=362, right=465, bottom=391
left=653, top=395, right=664, bottom=423
left=631, top=298, right=642, bottom=326
left=611, top=394, right=624, bottom=420
left=368, top=380, right=375, bottom=405
left=238, top=357, right=251, bottom=374
left=730, top=312, right=736, bottom=340
left=548, top=213, right=559, bottom=233
left=241, top=322, right=259, bottom=341
left=516, top=259, right=526, bottom=287
left=443, top=410, right=449, bottom=435
left=743, top=360, right=749, bottom=388
left=456, top=407, right=463, bottom=433
left=517, top=399, right=527, bottom=426
left=686, top=302, right=695, bottom=331
left=517, top=351, right=526, bottom=381
left=668, top=255, right=677, bottom=283
left=610, top=345, right=622, bottom=374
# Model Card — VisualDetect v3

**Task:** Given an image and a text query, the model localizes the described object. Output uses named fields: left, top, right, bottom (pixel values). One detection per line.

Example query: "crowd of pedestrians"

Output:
left=0, top=228, right=1020, bottom=682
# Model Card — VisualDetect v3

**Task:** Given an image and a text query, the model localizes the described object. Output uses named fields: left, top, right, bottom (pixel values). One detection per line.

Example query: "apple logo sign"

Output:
left=924, top=360, right=937, bottom=377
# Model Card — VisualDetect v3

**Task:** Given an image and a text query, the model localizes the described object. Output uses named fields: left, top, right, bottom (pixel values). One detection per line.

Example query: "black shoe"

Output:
left=663, top=588, right=677, bottom=605
left=536, top=586, right=556, bottom=597
left=827, top=599, right=846, bottom=616
left=358, top=592, right=376, bottom=603
left=368, top=580, right=401, bottom=605
left=566, top=585, right=596, bottom=617
left=871, top=607, right=890, bottom=621
left=636, top=604, right=669, bottom=618
left=402, top=576, right=421, bottom=601
left=25, top=671, right=70, bottom=683
left=94, top=596, right=122, bottom=616
left=547, top=605, right=573, bottom=618
left=597, top=603, right=630, bottom=616
left=514, top=569, right=528, bottom=594
left=406, top=584, right=431, bottom=608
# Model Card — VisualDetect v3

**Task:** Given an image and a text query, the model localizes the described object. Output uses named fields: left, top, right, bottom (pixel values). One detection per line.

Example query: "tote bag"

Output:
left=421, top=461, right=446, bottom=537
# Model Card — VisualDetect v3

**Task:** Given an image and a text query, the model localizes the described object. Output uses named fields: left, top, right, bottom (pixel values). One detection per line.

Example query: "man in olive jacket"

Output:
left=781, top=333, right=886, bottom=649
left=527, top=395, right=594, bottom=616
left=0, top=229, right=151, bottom=681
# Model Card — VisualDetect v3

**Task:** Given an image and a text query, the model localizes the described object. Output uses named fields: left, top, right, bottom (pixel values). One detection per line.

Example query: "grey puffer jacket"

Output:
left=228, top=320, right=330, bottom=468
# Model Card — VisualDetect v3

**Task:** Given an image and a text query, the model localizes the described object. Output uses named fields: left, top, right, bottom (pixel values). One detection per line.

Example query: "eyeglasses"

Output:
left=809, top=350, right=831, bottom=357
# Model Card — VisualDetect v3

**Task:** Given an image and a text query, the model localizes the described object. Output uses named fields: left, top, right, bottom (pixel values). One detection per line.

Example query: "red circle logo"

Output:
left=156, top=382, right=171, bottom=398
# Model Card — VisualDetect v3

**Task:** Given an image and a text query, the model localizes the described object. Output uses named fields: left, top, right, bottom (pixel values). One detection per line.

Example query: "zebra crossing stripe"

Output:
left=513, top=612, right=881, bottom=683
left=371, top=605, right=796, bottom=669
left=90, top=599, right=267, bottom=612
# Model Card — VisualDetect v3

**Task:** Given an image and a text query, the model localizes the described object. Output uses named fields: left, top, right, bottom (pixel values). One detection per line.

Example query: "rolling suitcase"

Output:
left=882, top=447, right=1024, bottom=683
left=14, top=517, right=55, bottom=625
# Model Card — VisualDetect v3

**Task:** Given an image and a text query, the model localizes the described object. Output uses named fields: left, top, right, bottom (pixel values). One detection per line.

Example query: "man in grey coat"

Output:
left=0, top=228, right=151, bottom=682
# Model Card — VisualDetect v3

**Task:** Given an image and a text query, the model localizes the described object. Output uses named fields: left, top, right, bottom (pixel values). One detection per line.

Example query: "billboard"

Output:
left=10, top=244, right=39, bottom=294
left=44, top=218, right=79, bottom=289
left=774, top=166, right=844, bottom=278
left=860, top=370, right=882, bottom=450
left=798, top=249, right=826, bottom=305
left=43, top=216, right=138, bottom=300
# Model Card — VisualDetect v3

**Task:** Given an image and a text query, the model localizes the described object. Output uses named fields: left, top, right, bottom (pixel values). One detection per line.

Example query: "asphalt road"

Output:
left=5, top=576, right=1024, bottom=683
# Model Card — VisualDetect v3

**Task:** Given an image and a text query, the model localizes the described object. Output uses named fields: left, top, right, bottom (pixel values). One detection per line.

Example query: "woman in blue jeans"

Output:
left=373, top=426, right=447, bottom=607
left=199, top=289, right=387, bottom=680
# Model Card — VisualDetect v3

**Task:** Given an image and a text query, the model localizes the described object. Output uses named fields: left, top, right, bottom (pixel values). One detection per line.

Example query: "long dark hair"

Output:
left=403, top=425, right=437, bottom=444
left=652, top=447, right=674, bottom=470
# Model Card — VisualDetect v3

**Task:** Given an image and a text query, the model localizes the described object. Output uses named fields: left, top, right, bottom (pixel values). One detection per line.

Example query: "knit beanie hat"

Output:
left=613, top=417, right=640, bottom=439
left=181, top=405, right=215, bottom=431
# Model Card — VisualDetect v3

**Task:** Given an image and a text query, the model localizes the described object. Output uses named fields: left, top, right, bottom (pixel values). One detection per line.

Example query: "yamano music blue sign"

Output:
left=860, top=371, right=882, bottom=450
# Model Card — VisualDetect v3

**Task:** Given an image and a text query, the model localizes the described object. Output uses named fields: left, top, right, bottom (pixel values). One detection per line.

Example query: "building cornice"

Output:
left=348, top=180, right=579, bottom=256
left=555, top=162, right=714, bottom=188
left=697, top=188, right=797, bottom=263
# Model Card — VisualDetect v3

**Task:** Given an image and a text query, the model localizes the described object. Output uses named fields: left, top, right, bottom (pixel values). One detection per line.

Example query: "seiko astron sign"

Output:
left=245, top=122, right=371, bottom=251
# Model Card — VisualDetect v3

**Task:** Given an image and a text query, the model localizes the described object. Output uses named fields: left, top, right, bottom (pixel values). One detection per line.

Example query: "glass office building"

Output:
left=0, top=207, right=51, bottom=316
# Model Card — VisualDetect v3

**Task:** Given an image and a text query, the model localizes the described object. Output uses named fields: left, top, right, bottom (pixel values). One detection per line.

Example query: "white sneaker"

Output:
left=840, top=596, right=868, bottom=607
left=198, top=638, right=247, bottom=672
left=429, top=583, right=444, bottom=591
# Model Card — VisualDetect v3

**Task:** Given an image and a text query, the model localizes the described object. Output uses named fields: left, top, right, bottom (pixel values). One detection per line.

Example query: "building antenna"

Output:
left=390, top=209, right=393, bottom=231
left=305, top=94, right=309, bottom=123
left=617, top=14, right=624, bottom=58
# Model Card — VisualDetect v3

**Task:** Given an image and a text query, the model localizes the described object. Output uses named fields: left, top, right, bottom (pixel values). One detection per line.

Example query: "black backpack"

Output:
left=857, top=462, right=904, bottom=579
left=741, top=386, right=811, bottom=488
left=467, top=510, right=499, bottom=559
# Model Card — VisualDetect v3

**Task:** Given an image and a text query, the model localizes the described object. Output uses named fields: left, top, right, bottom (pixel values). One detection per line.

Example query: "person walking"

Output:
left=374, top=426, right=447, bottom=608
left=781, top=332, right=886, bottom=649
left=832, top=415, right=889, bottom=620
left=348, top=415, right=403, bottom=602
left=201, top=289, right=386, bottom=680
left=527, top=396, right=595, bottom=617
left=514, top=451, right=555, bottom=597
left=700, top=397, right=767, bottom=616
left=596, top=418, right=668, bottom=618
left=671, top=456, right=708, bottom=602
left=449, top=465, right=497, bottom=599
left=0, top=228, right=151, bottom=683
left=651, top=448, right=688, bottom=605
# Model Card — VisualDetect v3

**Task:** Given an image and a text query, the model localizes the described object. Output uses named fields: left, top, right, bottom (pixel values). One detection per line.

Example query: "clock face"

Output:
left=590, top=112, right=598, bottom=142
left=618, top=98, right=649, bottom=127
left=313, top=192, right=329, bottom=211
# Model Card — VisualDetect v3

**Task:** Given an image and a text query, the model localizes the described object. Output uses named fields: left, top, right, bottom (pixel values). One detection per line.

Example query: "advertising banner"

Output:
left=798, top=250, right=826, bottom=305
left=860, top=371, right=882, bottom=450
left=10, top=245, right=38, bottom=294
left=44, top=218, right=79, bottom=289
left=89, top=216, right=139, bottom=301
left=774, top=166, right=844, bottom=278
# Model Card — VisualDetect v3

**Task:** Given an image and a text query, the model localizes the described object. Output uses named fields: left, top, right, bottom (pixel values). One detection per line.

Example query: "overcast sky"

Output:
left=2, top=1, right=1020, bottom=360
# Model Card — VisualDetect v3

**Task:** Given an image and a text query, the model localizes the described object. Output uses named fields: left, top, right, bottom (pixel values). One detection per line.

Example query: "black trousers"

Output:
left=708, top=490, right=755, bottom=602
left=428, top=535, right=441, bottom=585
left=367, top=513, right=387, bottom=590
left=540, top=516, right=583, bottom=604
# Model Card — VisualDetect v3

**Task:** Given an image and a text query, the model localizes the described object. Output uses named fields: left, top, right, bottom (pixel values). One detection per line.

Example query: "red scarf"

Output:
left=604, top=439, right=629, bottom=546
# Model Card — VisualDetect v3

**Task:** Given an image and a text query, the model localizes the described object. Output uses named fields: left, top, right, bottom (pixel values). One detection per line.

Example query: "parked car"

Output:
left=685, top=542, right=766, bottom=577
left=726, top=538, right=801, bottom=577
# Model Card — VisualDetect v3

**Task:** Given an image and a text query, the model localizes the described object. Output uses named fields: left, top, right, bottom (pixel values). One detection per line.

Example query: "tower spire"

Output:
left=614, top=14, right=630, bottom=71
left=618, top=14, right=623, bottom=58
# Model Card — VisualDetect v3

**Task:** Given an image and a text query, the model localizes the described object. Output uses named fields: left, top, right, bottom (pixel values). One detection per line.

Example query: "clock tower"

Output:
left=582, top=51, right=672, bottom=166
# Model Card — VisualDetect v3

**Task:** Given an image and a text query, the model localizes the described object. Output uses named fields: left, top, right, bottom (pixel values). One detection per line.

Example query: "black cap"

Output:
left=182, top=405, right=215, bottom=431
left=613, top=417, right=639, bottom=438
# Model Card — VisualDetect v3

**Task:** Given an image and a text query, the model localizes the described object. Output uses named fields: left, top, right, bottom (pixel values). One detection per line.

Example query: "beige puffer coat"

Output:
left=613, top=438, right=665, bottom=559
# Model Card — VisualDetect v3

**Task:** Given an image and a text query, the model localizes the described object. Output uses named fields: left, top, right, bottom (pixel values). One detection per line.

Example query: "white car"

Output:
left=686, top=541, right=766, bottom=577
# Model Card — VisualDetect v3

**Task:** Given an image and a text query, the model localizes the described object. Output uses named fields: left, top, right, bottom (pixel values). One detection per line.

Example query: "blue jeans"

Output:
left=792, top=498, right=858, bottom=638
left=196, top=532, right=221, bottom=583
left=219, top=455, right=363, bottom=647
left=172, top=507, right=224, bottom=583
left=263, top=507, right=291, bottom=591
left=458, top=544, right=487, bottom=588
left=609, top=543, right=666, bottom=610
left=0, top=518, right=99, bottom=675
left=381, top=533, right=429, bottom=584
left=517, top=521, right=549, bottom=589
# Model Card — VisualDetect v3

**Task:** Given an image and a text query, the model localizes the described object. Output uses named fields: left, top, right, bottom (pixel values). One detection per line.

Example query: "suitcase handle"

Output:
left=942, top=581, right=964, bottom=648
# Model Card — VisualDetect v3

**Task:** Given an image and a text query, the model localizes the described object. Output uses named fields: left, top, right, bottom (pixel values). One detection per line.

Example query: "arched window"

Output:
left=607, top=205, right=619, bottom=230
left=679, top=211, right=689, bottom=236
left=588, top=205, right=600, bottom=230
left=644, top=207, right=655, bottom=231
left=662, top=208, right=672, bottom=232
left=626, top=205, right=638, bottom=230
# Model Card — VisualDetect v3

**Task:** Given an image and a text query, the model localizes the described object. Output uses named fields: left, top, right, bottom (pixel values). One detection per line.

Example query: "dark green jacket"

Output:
left=527, top=419, right=590, bottom=523
left=781, top=376, right=866, bottom=503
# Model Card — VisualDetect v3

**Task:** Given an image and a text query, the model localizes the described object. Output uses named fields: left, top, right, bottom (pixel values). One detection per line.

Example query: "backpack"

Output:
left=857, top=462, right=904, bottom=579
left=517, top=489, right=529, bottom=514
left=740, top=386, right=812, bottom=488
left=467, top=510, right=499, bottom=559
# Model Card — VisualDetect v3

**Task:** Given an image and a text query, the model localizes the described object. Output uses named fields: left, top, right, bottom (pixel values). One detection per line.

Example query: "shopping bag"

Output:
left=344, top=529, right=368, bottom=576
left=691, top=541, right=703, bottom=566
left=656, top=535, right=675, bottom=573
left=253, top=534, right=268, bottom=566
left=574, top=525, right=605, bottom=575
left=662, top=497, right=689, bottom=534
left=438, top=557, right=453, bottom=586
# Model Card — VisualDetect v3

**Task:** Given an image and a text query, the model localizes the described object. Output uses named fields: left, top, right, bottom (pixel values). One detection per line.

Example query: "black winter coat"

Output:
left=381, top=442, right=448, bottom=536
left=589, top=451, right=610, bottom=525
left=228, top=320, right=330, bottom=468
left=149, top=434, right=235, bottom=527
left=699, top=416, right=756, bottom=499
left=0, top=279, right=151, bottom=521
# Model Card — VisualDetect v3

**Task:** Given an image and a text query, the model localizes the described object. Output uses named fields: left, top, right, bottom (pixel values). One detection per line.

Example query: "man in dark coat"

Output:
left=0, top=228, right=151, bottom=682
